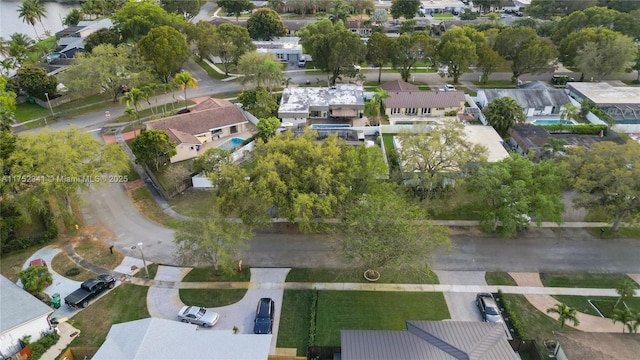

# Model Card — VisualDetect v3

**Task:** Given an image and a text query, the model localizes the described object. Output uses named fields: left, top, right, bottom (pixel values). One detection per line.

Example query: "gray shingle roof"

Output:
left=384, top=91, right=465, bottom=109
left=0, top=275, right=53, bottom=333
left=341, top=320, right=518, bottom=360
left=555, top=332, right=640, bottom=360
left=482, top=89, right=570, bottom=109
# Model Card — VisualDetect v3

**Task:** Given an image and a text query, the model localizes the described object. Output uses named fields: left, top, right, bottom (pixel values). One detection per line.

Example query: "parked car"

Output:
left=177, top=306, right=220, bottom=328
left=439, top=84, right=456, bottom=92
left=253, top=298, right=275, bottom=334
left=64, top=274, right=116, bottom=308
left=298, top=56, right=306, bottom=67
left=476, top=293, right=504, bottom=323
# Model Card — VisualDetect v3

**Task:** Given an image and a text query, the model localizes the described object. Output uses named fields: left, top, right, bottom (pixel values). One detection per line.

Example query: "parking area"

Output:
left=436, top=270, right=485, bottom=322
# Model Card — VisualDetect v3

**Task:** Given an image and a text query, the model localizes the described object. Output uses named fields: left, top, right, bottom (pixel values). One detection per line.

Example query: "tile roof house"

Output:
left=341, top=320, right=518, bottom=360
left=380, top=79, right=419, bottom=92
left=384, top=89, right=466, bottom=122
left=0, top=276, right=54, bottom=359
left=145, top=98, right=253, bottom=163
left=92, top=318, right=271, bottom=360
left=278, top=84, right=364, bottom=125
left=554, top=332, right=640, bottom=360
left=476, top=89, right=571, bottom=117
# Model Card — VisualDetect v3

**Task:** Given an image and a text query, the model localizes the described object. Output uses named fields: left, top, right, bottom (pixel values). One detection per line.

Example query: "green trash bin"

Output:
left=27, top=97, right=35, bottom=104
left=51, top=293, right=61, bottom=309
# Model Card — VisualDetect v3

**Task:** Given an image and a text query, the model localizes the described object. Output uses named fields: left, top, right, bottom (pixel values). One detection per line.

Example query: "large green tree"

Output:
left=211, top=23, right=256, bottom=75
left=8, top=128, right=129, bottom=224
left=237, top=88, right=279, bottom=119
left=60, top=44, right=150, bottom=102
left=18, top=266, right=52, bottom=294
left=0, top=33, right=34, bottom=68
left=550, top=6, right=633, bottom=43
left=184, top=21, right=217, bottom=60
left=389, top=0, right=420, bottom=19
left=174, top=215, right=253, bottom=274
left=193, top=148, right=232, bottom=175
left=494, top=27, right=556, bottom=83
left=237, top=52, right=283, bottom=93
left=63, top=8, right=83, bottom=27
left=83, top=28, right=121, bottom=53
left=370, top=9, right=388, bottom=29
left=131, top=129, right=177, bottom=171
left=558, top=27, right=619, bottom=69
left=476, top=44, right=504, bottom=84
left=436, top=27, right=482, bottom=84
left=339, top=182, right=449, bottom=273
left=576, top=35, right=636, bottom=82
left=112, top=0, right=184, bottom=41
left=567, top=142, right=640, bottom=231
left=137, top=26, right=190, bottom=83
left=0, top=77, right=17, bottom=132
left=246, top=8, right=286, bottom=40
left=396, top=122, right=487, bottom=199
left=256, top=116, right=281, bottom=142
left=217, top=0, right=254, bottom=22
left=390, top=31, right=433, bottom=82
left=160, top=0, right=204, bottom=18
left=483, top=97, right=526, bottom=137
left=366, top=32, right=391, bottom=84
left=299, top=20, right=366, bottom=85
left=213, top=130, right=387, bottom=230
left=468, top=153, right=567, bottom=237
left=16, top=65, right=57, bottom=101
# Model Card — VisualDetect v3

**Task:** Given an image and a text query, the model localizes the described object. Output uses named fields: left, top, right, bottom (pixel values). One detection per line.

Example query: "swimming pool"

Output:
left=531, top=119, right=577, bottom=126
left=310, top=124, right=352, bottom=129
left=218, top=137, right=245, bottom=151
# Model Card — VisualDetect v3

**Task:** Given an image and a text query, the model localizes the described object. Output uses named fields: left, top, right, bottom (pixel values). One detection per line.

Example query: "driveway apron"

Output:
left=146, top=265, right=192, bottom=320
left=435, top=270, right=486, bottom=322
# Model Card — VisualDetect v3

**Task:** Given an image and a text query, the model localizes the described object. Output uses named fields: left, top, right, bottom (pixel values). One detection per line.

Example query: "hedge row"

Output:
left=28, top=332, right=60, bottom=360
left=541, top=124, right=608, bottom=135
left=496, top=290, right=526, bottom=339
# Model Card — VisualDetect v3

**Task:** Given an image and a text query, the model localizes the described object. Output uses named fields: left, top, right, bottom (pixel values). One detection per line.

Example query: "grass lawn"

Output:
left=381, top=133, right=396, bottom=163
left=15, top=94, right=113, bottom=122
left=128, top=187, right=181, bottom=228
left=485, top=272, right=517, bottom=286
left=196, top=58, right=228, bottom=80
left=179, top=289, right=247, bottom=307
left=286, top=268, right=439, bottom=284
left=553, top=295, right=640, bottom=318
left=540, top=273, right=632, bottom=288
left=167, top=188, right=218, bottom=218
left=501, top=294, right=571, bottom=354
left=182, top=267, right=251, bottom=282
left=432, top=13, right=455, bottom=19
left=15, top=103, right=50, bottom=122
left=154, top=161, right=193, bottom=195
left=277, top=290, right=313, bottom=356
left=110, top=101, right=194, bottom=123
left=0, top=245, right=47, bottom=282
left=75, top=242, right=125, bottom=271
left=422, top=188, right=484, bottom=221
left=315, top=291, right=450, bottom=346
left=51, top=252, right=96, bottom=281
left=67, top=283, right=149, bottom=347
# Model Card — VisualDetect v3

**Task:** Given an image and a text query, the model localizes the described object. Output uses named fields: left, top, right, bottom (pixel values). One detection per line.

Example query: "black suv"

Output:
left=253, top=298, right=275, bottom=334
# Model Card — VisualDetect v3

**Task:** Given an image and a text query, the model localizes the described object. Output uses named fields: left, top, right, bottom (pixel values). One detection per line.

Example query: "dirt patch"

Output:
left=124, top=179, right=145, bottom=191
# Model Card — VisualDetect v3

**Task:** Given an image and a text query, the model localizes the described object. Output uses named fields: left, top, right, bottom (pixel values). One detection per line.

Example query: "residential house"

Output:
left=0, top=276, right=54, bottom=359
left=278, top=84, right=364, bottom=125
left=380, top=79, right=419, bottom=92
left=383, top=87, right=466, bottom=124
left=54, top=19, right=113, bottom=58
left=567, top=82, right=640, bottom=131
left=507, top=124, right=625, bottom=157
left=282, top=20, right=310, bottom=36
left=341, top=320, right=518, bottom=360
left=145, top=98, right=254, bottom=163
left=553, top=332, right=640, bottom=360
left=92, top=318, right=271, bottom=360
left=475, top=88, right=571, bottom=118
left=346, top=19, right=373, bottom=37
left=418, top=0, right=466, bottom=15
left=254, top=37, right=305, bottom=64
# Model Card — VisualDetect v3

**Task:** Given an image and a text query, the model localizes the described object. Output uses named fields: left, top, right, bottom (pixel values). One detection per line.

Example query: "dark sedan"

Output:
left=253, top=298, right=275, bottom=334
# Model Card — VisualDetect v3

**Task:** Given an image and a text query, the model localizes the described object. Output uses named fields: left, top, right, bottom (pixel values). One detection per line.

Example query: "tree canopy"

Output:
left=193, top=148, right=232, bottom=175
left=391, top=31, right=434, bottom=82
left=137, top=26, right=190, bottom=83
left=237, top=52, right=283, bottom=93
left=494, top=27, right=556, bottom=83
left=483, top=97, right=526, bottom=137
left=390, top=0, right=420, bottom=19
left=437, top=27, right=485, bottom=84
left=217, top=0, right=254, bottom=22
left=247, top=8, right=287, bottom=40
left=160, top=0, right=205, bottom=18
left=237, top=88, right=279, bottom=119
left=131, top=129, right=177, bottom=171
left=256, top=116, right=281, bottom=142
left=0, top=77, right=17, bottom=131
left=567, top=141, right=640, bottom=231
left=83, top=28, right=121, bottom=53
left=211, top=23, right=256, bottom=75
left=112, top=0, right=184, bottom=41
left=468, top=154, right=567, bottom=237
left=576, top=35, right=636, bottom=82
left=184, top=21, right=217, bottom=60
left=299, top=20, right=365, bottom=85
left=366, top=32, right=391, bottom=84
left=18, top=266, right=52, bottom=294
left=16, top=64, right=57, bottom=101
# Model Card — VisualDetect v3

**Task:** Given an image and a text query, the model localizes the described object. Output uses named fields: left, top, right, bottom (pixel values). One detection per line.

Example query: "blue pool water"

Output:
left=218, top=137, right=245, bottom=151
left=310, top=124, right=352, bottom=129
left=532, top=119, right=576, bottom=125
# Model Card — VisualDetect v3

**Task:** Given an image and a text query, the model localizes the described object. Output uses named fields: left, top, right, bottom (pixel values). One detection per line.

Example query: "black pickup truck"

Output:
left=64, top=274, right=116, bottom=308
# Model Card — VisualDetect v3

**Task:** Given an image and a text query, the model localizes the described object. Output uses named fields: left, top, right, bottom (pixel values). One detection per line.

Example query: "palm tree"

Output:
left=173, top=71, right=198, bottom=110
left=4, top=33, right=34, bottom=67
left=560, top=103, right=580, bottom=122
left=541, top=138, right=567, bottom=160
left=17, top=0, right=47, bottom=39
left=364, top=88, right=389, bottom=126
left=329, top=0, right=352, bottom=25
left=614, top=278, right=638, bottom=308
left=119, top=87, right=144, bottom=122
left=612, top=308, right=636, bottom=333
left=546, top=303, right=580, bottom=329
left=0, top=59, right=15, bottom=77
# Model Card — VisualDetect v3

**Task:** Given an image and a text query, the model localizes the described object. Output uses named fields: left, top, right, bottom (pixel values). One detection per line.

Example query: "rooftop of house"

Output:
left=517, top=80, right=555, bottom=90
left=146, top=98, right=248, bottom=142
left=555, top=332, right=640, bottom=360
left=568, top=82, right=640, bottom=105
left=341, top=320, right=518, bottom=360
left=481, top=88, right=571, bottom=109
left=0, top=275, right=53, bottom=333
left=384, top=90, right=465, bottom=109
left=380, top=80, right=419, bottom=92
left=278, top=84, right=364, bottom=115
left=509, top=124, right=626, bottom=153
left=92, top=318, right=271, bottom=360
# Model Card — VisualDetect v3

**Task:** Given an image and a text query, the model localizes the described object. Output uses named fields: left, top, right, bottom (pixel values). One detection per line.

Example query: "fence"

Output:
left=57, top=347, right=98, bottom=360
left=508, top=339, right=544, bottom=360
left=306, top=346, right=341, bottom=360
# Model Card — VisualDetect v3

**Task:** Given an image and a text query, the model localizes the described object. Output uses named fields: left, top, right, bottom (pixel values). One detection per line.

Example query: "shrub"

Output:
left=497, top=290, right=526, bottom=339
left=542, top=124, right=608, bottom=135
left=309, top=290, right=318, bottom=347
left=28, top=332, right=60, bottom=360
left=65, top=267, right=81, bottom=276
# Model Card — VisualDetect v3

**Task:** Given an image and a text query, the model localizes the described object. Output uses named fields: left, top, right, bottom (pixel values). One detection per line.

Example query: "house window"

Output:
left=422, top=108, right=431, bottom=115
left=391, top=108, right=401, bottom=115
left=230, top=126, right=238, bottom=134
left=310, top=110, right=322, bottom=117
left=211, top=129, right=222, bottom=135
left=406, top=108, right=417, bottom=115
